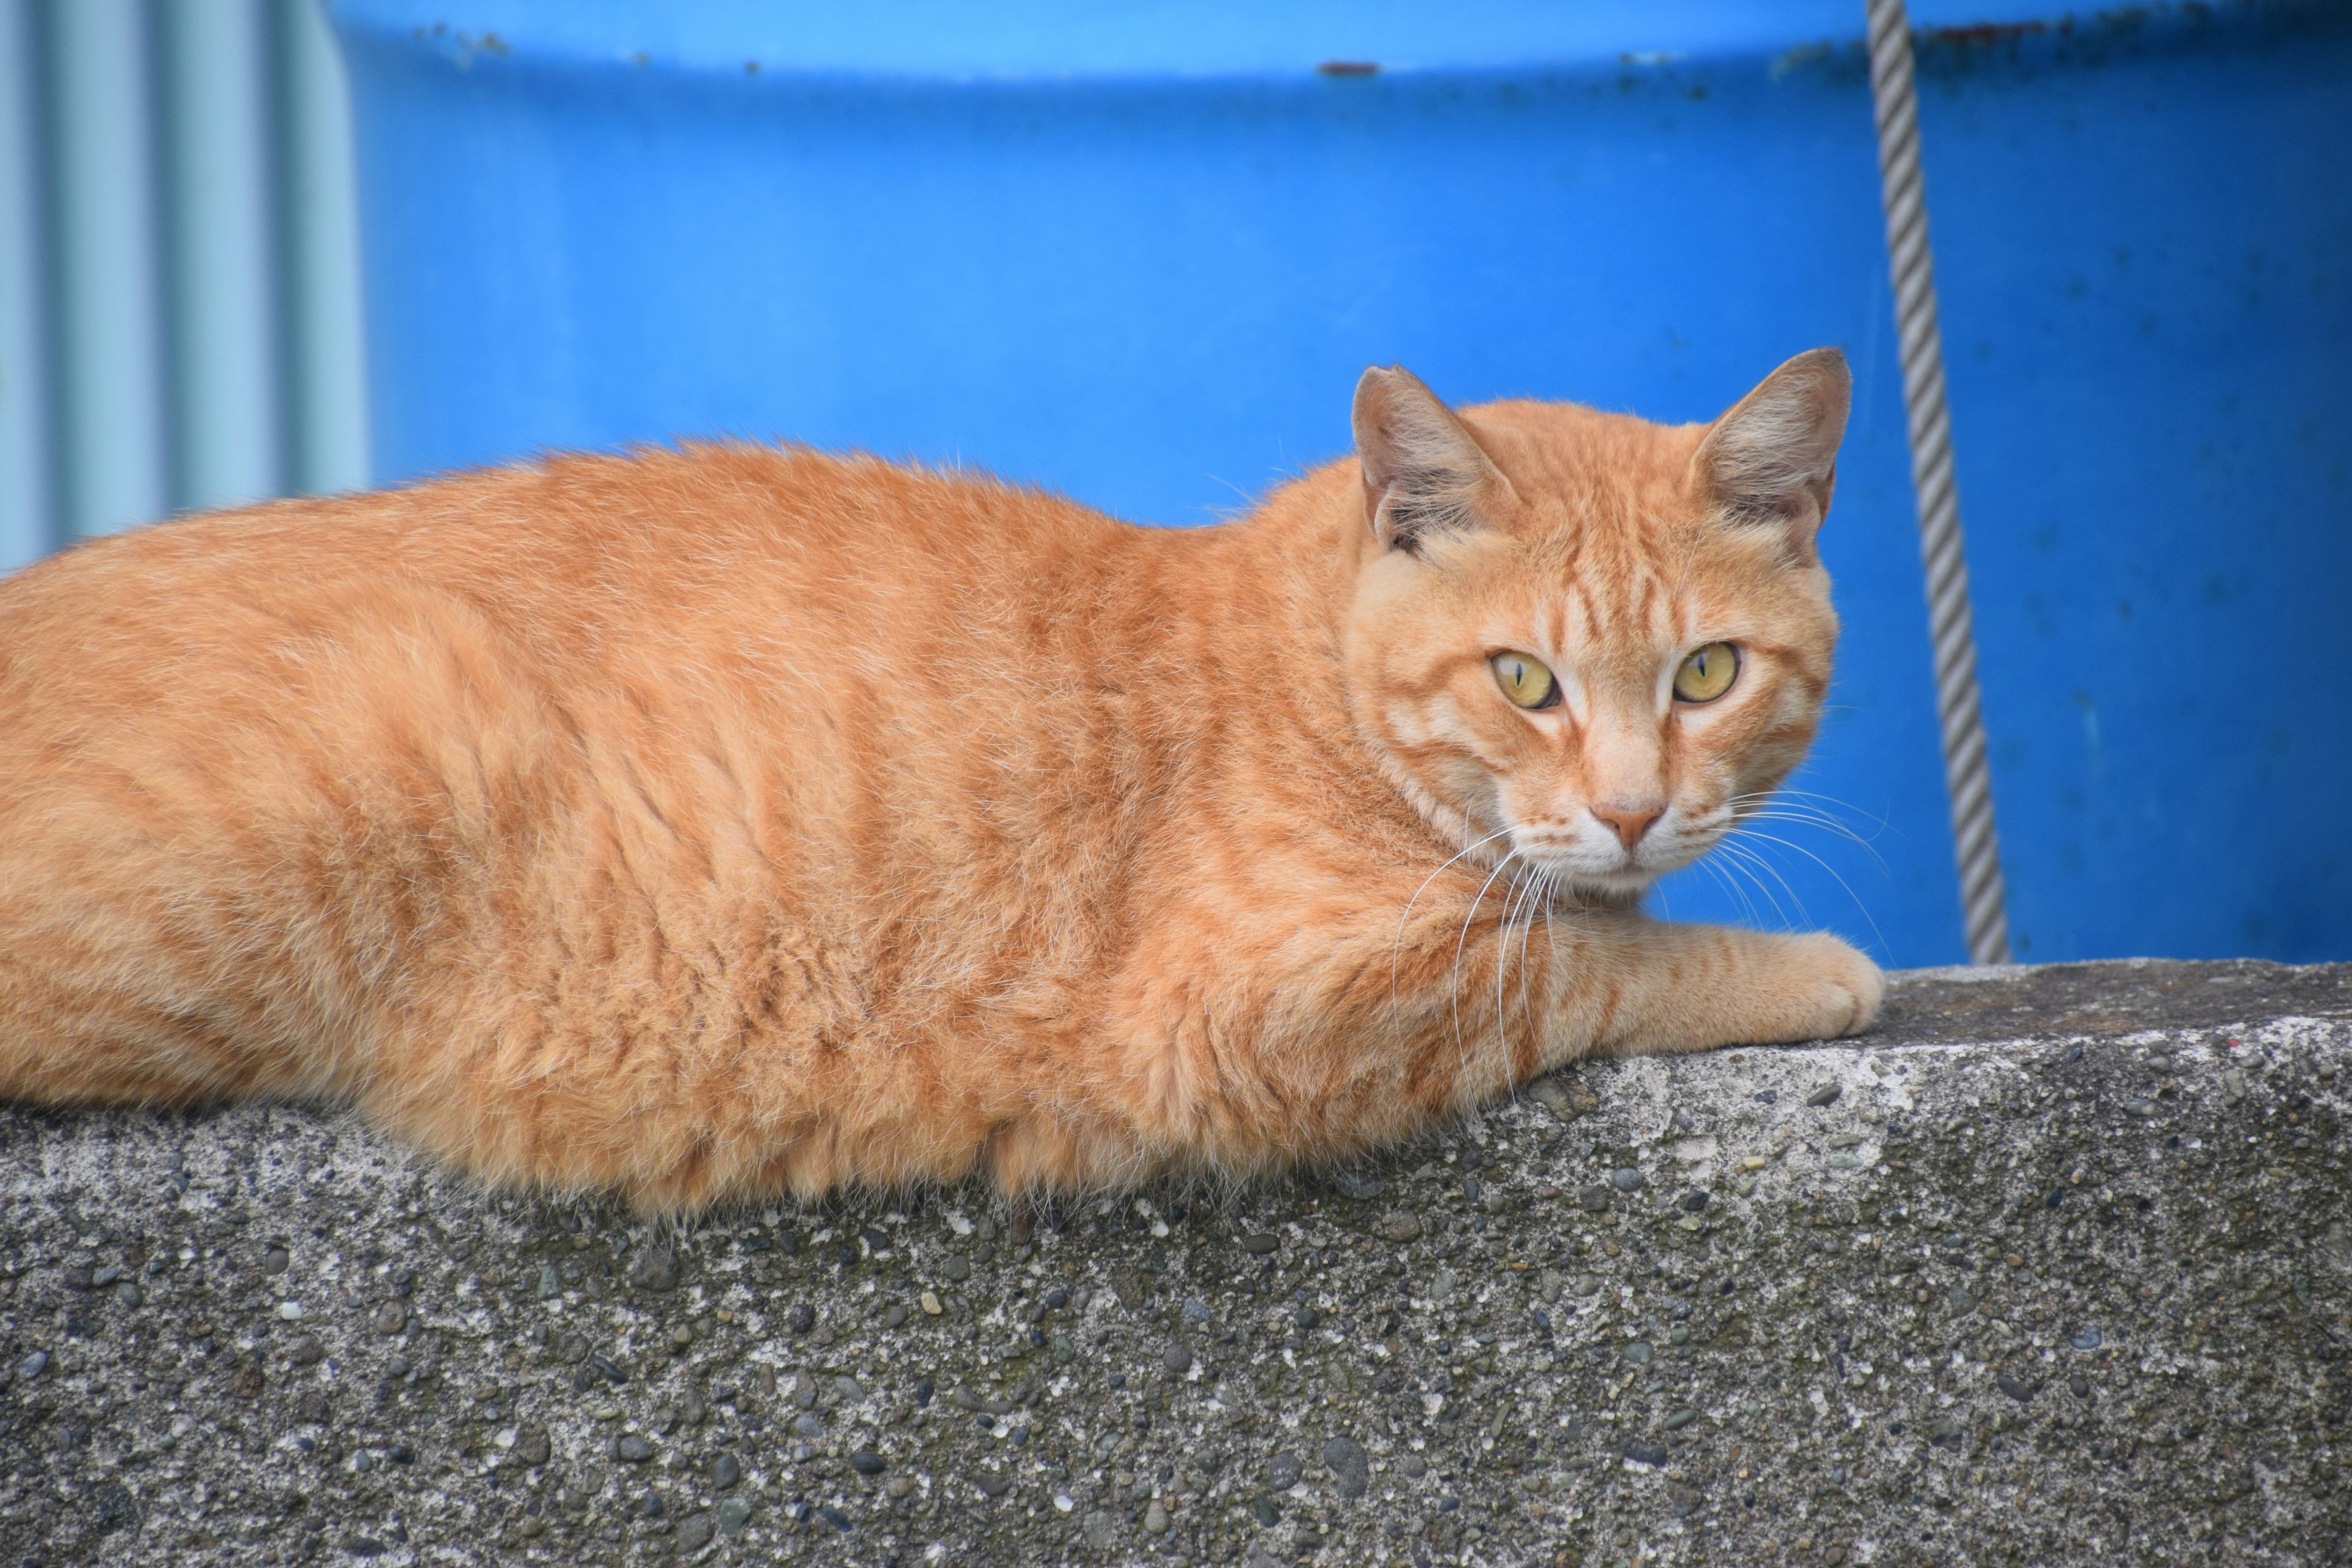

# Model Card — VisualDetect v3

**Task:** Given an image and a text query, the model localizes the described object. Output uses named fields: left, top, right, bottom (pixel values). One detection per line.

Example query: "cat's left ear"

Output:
left=1352, top=365, right=1514, bottom=552
left=1692, top=347, right=1852, bottom=557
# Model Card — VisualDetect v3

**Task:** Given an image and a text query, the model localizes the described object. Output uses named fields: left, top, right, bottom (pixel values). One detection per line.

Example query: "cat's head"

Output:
left=1338, top=350, right=1849, bottom=900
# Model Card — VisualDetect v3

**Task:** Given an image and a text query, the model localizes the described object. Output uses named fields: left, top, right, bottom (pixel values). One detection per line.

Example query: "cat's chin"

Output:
left=1528, top=845, right=1721, bottom=906
left=1545, top=869, right=1657, bottom=908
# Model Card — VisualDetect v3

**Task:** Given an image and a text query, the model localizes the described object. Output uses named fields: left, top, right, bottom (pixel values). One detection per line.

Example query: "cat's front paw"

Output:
left=1779, top=932, right=1883, bottom=1039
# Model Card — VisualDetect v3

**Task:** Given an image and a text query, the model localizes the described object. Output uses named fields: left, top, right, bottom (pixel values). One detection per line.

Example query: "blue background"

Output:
left=325, top=1, right=2352, bottom=968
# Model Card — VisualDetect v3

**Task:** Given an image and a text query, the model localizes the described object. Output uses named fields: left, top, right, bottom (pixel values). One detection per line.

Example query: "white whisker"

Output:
left=1498, top=861, right=1554, bottom=1074
left=1493, top=867, right=1528, bottom=1061
left=1388, top=827, right=1514, bottom=1045
left=1724, top=826, right=1890, bottom=954
left=1715, top=839, right=1807, bottom=929
left=1693, top=853, right=1763, bottom=929
left=1744, top=835, right=1820, bottom=913
left=1451, top=850, right=1520, bottom=1085
left=1723, top=803, right=1891, bottom=869
left=1514, top=867, right=1558, bottom=1062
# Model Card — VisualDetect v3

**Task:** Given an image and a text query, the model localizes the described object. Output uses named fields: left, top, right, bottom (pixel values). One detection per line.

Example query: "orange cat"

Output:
left=0, top=352, right=1879, bottom=1211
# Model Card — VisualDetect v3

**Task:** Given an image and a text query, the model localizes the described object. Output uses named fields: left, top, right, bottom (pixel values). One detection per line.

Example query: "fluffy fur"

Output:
left=0, top=352, right=1880, bottom=1211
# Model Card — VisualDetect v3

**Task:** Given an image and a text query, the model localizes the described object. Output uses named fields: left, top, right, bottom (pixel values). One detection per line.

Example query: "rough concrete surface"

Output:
left=2, top=959, right=2348, bottom=1568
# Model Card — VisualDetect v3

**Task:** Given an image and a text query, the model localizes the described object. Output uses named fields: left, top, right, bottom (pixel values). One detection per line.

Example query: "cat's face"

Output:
left=1341, top=353, right=1849, bottom=899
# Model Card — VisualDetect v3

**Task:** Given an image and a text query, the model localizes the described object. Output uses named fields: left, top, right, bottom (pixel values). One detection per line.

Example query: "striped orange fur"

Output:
left=0, top=352, right=1878, bottom=1210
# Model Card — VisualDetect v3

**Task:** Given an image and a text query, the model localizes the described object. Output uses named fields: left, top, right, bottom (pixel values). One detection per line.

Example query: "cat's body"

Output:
left=0, top=357, right=1880, bottom=1210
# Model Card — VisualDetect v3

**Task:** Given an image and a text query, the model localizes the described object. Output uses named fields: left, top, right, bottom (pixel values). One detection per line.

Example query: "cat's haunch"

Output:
left=0, top=353, right=1880, bottom=1211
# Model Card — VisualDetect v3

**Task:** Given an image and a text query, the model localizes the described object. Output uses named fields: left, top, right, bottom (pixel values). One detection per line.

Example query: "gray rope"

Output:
left=1863, top=0, right=2013, bottom=965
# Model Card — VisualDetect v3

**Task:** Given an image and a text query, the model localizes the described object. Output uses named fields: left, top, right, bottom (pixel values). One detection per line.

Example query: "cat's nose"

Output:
left=1590, top=803, right=1662, bottom=850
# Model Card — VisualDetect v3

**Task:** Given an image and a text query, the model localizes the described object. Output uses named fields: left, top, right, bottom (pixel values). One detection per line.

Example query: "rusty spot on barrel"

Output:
left=1924, top=18, right=2049, bottom=48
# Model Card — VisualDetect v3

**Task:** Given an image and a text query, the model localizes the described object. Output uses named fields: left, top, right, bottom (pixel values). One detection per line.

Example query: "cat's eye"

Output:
left=1673, top=643, right=1740, bottom=704
left=1491, top=652, right=1560, bottom=710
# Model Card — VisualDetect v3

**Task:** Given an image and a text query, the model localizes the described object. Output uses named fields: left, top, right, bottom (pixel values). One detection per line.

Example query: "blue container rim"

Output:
left=322, top=0, right=2293, bottom=83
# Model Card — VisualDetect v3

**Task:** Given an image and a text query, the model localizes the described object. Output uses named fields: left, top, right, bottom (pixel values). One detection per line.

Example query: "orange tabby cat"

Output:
left=0, top=351, right=1879, bottom=1211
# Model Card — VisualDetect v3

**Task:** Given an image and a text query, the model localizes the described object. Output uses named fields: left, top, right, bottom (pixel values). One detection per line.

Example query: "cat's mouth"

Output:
left=1507, top=821, right=1716, bottom=899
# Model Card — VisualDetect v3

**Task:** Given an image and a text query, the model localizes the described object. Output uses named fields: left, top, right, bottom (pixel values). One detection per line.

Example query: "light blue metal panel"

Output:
left=160, top=0, right=285, bottom=511
left=0, top=0, right=365, bottom=558
left=0, top=0, right=51, bottom=570
left=274, top=0, right=369, bottom=497
left=45, top=0, right=170, bottom=539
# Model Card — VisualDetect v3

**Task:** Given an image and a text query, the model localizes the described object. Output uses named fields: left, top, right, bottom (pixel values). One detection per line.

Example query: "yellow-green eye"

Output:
left=1491, top=651, right=1559, bottom=710
left=1673, top=642, right=1740, bottom=704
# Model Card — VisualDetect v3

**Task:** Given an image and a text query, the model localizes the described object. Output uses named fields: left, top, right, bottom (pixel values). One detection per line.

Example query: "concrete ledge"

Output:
left=3, top=959, right=2348, bottom=1567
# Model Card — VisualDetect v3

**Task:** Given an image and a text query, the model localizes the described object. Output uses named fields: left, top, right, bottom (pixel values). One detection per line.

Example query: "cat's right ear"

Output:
left=1352, top=366, right=1512, bottom=552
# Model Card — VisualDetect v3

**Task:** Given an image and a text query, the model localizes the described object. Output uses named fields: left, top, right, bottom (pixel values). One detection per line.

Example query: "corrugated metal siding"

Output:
left=0, top=0, right=367, bottom=573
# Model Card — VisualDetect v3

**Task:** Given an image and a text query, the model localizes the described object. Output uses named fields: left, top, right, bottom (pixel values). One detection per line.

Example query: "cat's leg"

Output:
left=0, top=944, right=237, bottom=1105
left=0, top=836, right=352, bottom=1107
left=1355, top=895, right=1882, bottom=1099
left=0, top=923, right=337, bottom=1106
left=1099, top=881, right=1882, bottom=1179
left=1543, top=916, right=1882, bottom=1061
left=1384, top=907, right=1882, bottom=1128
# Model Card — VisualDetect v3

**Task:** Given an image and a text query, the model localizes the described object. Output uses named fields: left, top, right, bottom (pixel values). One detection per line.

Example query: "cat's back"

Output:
left=2, top=442, right=1107, bottom=674
left=0, top=443, right=1161, bottom=1132
left=0, top=443, right=1153, bottom=1100
left=1, top=444, right=1136, bottom=774
left=0, top=442, right=1137, bottom=907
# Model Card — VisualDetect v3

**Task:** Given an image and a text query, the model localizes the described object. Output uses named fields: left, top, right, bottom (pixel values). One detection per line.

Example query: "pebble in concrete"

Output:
left=1321, top=1435, right=1370, bottom=1498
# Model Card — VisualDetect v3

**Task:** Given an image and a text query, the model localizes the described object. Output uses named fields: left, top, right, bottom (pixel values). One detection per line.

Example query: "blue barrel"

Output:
left=326, top=1, right=2352, bottom=967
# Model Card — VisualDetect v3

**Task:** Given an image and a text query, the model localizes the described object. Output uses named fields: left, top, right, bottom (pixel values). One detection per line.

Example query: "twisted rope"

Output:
left=1864, top=0, right=2012, bottom=965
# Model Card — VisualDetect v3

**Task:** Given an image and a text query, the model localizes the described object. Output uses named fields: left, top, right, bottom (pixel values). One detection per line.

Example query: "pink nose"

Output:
left=1591, top=804, right=1662, bottom=850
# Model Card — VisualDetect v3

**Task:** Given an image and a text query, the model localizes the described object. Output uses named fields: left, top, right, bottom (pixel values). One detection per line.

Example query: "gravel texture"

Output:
left=2, top=958, right=2348, bottom=1567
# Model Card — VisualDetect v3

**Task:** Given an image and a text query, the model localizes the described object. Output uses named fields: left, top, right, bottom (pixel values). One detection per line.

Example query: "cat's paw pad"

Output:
left=1785, top=933, right=1883, bottom=1039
